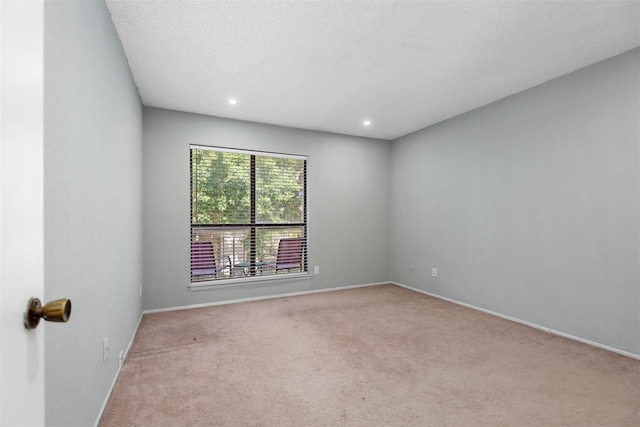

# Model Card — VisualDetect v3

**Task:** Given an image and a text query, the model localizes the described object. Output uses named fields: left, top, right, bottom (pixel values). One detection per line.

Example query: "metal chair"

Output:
left=191, top=241, right=231, bottom=280
left=268, top=238, right=305, bottom=273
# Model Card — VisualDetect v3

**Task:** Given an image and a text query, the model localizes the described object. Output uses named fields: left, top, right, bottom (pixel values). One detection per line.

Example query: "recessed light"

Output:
left=228, top=99, right=238, bottom=105
left=363, top=120, right=371, bottom=126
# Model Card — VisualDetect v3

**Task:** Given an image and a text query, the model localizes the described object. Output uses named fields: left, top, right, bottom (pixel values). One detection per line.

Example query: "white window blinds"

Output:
left=190, top=146, right=307, bottom=283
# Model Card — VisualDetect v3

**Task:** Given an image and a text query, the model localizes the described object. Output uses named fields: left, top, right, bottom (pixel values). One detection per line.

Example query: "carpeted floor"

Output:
left=100, top=284, right=639, bottom=426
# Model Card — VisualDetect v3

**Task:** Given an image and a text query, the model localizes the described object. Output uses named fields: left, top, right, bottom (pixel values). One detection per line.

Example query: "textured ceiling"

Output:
left=106, top=1, right=639, bottom=140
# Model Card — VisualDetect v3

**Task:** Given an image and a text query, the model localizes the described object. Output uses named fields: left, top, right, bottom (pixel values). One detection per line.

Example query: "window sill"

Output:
left=188, top=272, right=312, bottom=291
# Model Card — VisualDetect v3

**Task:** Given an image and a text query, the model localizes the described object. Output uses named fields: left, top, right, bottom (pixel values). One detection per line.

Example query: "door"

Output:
left=1, top=0, right=46, bottom=425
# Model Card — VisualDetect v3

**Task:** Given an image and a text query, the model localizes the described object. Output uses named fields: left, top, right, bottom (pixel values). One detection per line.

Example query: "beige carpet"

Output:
left=100, top=284, right=639, bottom=426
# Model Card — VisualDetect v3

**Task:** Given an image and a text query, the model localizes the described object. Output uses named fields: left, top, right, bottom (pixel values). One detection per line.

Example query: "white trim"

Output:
left=146, top=281, right=390, bottom=314
left=392, top=281, right=640, bottom=361
left=93, top=312, right=144, bottom=427
left=190, top=144, right=308, bottom=160
left=189, top=272, right=312, bottom=291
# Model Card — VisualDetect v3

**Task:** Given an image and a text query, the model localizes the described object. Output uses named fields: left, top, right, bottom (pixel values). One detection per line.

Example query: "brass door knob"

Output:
left=24, top=297, right=71, bottom=330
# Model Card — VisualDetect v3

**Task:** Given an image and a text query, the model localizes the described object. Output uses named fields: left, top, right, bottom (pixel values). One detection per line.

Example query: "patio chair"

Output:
left=268, top=237, right=305, bottom=273
left=191, top=241, right=231, bottom=279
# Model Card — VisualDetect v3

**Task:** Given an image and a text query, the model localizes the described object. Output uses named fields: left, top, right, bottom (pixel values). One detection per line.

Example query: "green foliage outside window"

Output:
left=191, top=150, right=250, bottom=224
left=191, top=150, right=305, bottom=225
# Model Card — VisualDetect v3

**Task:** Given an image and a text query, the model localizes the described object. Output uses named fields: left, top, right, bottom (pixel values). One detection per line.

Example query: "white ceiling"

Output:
left=106, top=1, right=640, bottom=140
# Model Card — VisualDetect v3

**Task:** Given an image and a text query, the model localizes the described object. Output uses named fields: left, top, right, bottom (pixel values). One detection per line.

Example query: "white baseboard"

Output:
left=392, top=281, right=640, bottom=361
left=94, top=311, right=144, bottom=427
left=144, top=281, right=390, bottom=314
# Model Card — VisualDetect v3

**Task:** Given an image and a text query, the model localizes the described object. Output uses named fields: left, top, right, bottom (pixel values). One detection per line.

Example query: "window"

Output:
left=190, top=145, right=307, bottom=284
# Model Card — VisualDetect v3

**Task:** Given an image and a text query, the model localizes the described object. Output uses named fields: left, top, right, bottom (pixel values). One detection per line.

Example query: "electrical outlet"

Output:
left=103, top=337, right=109, bottom=362
left=314, top=266, right=320, bottom=275
left=432, top=268, right=437, bottom=277
left=119, top=350, right=125, bottom=369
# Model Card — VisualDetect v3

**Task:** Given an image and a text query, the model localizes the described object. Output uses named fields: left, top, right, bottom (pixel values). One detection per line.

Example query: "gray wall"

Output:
left=44, top=1, right=143, bottom=425
left=143, top=107, right=391, bottom=310
left=391, top=48, right=640, bottom=355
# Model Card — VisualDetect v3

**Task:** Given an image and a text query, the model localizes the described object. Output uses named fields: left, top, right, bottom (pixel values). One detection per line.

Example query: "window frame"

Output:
left=189, top=145, right=310, bottom=290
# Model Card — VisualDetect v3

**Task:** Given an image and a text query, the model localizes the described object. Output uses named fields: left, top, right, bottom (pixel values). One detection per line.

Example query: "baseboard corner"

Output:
left=391, top=281, right=640, bottom=361
left=93, top=310, right=144, bottom=427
